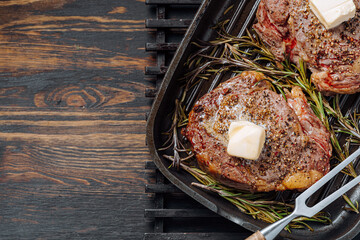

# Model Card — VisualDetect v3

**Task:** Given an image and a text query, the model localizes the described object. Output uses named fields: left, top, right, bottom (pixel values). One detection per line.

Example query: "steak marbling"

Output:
left=184, top=71, right=332, bottom=192
left=253, top=0, right=360, bottom=94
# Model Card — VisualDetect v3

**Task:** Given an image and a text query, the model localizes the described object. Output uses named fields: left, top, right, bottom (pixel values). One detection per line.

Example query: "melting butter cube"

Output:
left=227, top=121, right=266, bottom=160
left=309, top=0, right=356, bottom=29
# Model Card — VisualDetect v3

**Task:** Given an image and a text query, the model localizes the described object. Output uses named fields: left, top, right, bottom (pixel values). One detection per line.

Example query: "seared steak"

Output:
left=183, top=71, right=331, bottom=192
left=253, top=0, right=360, bottom=94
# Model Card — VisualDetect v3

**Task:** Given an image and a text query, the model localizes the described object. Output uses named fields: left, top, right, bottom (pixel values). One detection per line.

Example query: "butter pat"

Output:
left=227, top=121, right=266, bottom=160
left=309, top=0, right=356, bottom=29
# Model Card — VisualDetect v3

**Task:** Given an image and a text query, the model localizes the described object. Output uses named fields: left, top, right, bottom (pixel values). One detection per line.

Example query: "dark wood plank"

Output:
left=0, top=0, right=154, bottom=239
left=1, top=190, right=152, bottom=240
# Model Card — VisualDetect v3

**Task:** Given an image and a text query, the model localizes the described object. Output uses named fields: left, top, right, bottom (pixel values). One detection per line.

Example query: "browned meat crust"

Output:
left=253, top=0, right=360, bottom=95
left=183, top=71, right=331, bottom=192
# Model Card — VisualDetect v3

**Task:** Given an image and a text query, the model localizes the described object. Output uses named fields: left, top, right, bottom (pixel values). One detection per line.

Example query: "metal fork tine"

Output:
left=298, top=147, right=360, bottom=201
left=309, top=174, right=360, bottom=215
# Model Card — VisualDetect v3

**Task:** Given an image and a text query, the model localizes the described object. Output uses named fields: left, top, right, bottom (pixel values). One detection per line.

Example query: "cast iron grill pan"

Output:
left=146, top=0, right=360, bottom=239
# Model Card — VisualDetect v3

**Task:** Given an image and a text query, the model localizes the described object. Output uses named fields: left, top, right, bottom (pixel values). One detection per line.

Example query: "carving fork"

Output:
left=246, top=148, right=360, bottom=240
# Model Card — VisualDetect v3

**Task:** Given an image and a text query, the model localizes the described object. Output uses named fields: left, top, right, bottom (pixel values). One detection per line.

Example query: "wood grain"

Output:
left=0, top=0, right=153, bottom=239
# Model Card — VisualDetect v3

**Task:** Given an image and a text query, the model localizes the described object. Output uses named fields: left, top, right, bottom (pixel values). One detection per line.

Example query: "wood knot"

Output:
left=34, top=84, right=134, bottom=108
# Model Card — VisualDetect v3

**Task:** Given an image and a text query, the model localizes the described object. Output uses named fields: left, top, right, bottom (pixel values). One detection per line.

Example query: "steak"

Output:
left=183, top=71, right=332, bottom=192
left=253, top=0, right=360, bottom=95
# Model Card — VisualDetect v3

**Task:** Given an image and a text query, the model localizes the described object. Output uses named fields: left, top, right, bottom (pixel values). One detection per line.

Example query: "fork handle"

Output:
left=245, top=231, right=265, bottom=240
left=246, top=212, right=299, bottom=240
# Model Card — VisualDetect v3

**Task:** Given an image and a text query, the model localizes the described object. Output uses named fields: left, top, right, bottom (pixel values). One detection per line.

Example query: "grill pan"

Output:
left=146, top=0, right=360, bottom=239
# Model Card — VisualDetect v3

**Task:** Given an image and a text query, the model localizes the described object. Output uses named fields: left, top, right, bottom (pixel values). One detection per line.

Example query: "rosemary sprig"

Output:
left=343, top=194, right=360, bottom=213
left=185, top=166, right=331, bottom=231
left=160, top=99, right=191, bottom=170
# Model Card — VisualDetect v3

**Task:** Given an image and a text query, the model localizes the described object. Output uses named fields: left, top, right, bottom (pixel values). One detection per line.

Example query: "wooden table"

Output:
left=0, top=1, right=153, bottom=239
